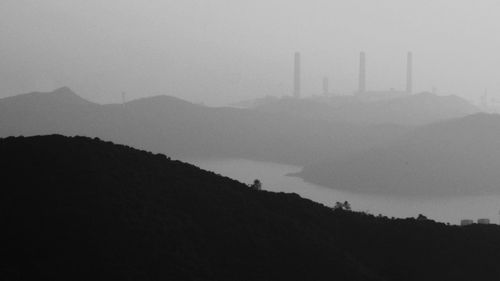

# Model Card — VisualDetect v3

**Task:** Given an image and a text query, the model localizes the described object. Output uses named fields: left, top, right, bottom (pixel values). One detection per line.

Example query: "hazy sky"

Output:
left=2, top=0, right=500, bottom=105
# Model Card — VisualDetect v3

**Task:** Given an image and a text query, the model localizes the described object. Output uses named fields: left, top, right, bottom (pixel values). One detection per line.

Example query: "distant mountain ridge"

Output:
left=1, top=86, right=94, bottom=106
left=252, top=92, right=479, bottom=125
left=0, top=87, right=407, bottom=166
left=297, top=113, right=500, bottom=196
left=3, top=87, right=492, bottom=198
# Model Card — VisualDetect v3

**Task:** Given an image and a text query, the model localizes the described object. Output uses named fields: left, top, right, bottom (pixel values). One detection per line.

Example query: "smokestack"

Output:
left=293, top=52, right=301, bottom=98
left=406, top=52, right=413, bottom=93
left=358, top=52, right=366, bottom=93
left=323, top=77, right=329, bottom=95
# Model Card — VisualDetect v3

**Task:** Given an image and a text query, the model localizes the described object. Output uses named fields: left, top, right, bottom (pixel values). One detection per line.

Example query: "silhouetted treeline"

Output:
left=2, top=135, right=500, bottom=280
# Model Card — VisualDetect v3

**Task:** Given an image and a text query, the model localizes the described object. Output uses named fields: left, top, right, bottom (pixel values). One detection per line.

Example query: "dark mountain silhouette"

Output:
left=297, top=113, right=500, bottom=196
left=252, top=92, right=479, bottom=126
left=3, top=135, right=500, bottom=280
left=0, top=87, right=407, bottom=166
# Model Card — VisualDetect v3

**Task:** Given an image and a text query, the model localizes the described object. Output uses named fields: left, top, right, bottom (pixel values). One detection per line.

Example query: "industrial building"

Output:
left=460, top=219, right=474, bottom=226
left=478, top=218, right=490, bottom=225
left=460, top=218, right=492, bottom=226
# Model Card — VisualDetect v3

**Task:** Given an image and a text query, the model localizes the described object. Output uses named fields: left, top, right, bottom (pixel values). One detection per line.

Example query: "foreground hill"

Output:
left=297, top=113, right=500, bottom=196
left=0, top=87, right=406, bottom=165
left=2, top=135, right=500, bottom=280
left=253, top=92, right=479, bottom=126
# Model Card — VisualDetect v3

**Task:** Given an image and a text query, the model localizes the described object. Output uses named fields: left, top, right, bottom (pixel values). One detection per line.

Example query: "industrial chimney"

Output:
left=406, top=52, right=413, bottom=94
left=358, top=52, right=366, bottom=93
left=293, top=52, right=301, bottom=98
left=323, top=77, right=329, bottom=95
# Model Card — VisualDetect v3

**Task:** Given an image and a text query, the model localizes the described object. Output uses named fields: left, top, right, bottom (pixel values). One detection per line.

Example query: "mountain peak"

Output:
left=37, top=87, right=93, bottom=105
left=51, top=86, right=76, bottom=96
left=124, top=94, right=204, bottom=111
left=0, top=87, right=95, bottom=109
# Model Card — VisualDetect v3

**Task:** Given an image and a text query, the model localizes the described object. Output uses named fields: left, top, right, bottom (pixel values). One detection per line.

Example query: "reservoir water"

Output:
left=186, top=158, right=500, bottom=225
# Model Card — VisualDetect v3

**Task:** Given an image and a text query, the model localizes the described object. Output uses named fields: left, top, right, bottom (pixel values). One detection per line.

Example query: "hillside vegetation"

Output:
left=1, top=135, right=500, bottom=280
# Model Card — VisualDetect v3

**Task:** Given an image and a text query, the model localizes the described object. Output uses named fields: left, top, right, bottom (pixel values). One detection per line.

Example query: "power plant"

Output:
left=292, top=51, right=414, bottom=99
left=355, top=51, right=413, bottom=98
